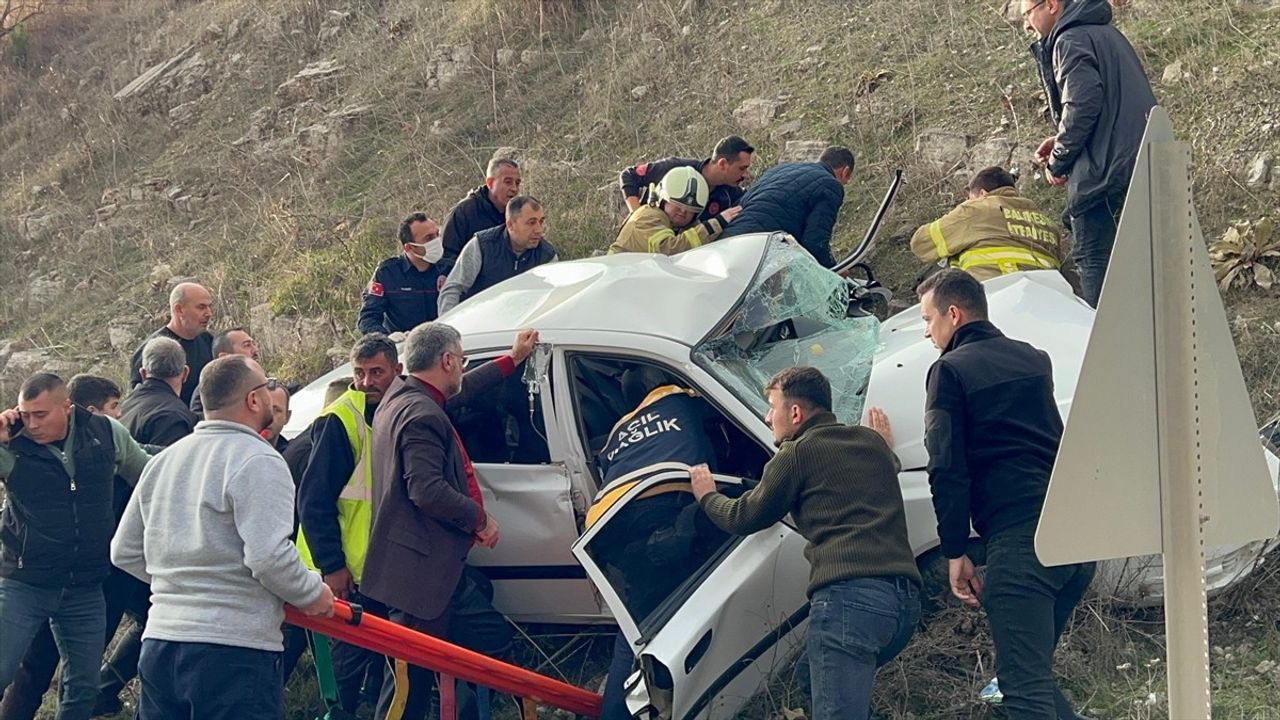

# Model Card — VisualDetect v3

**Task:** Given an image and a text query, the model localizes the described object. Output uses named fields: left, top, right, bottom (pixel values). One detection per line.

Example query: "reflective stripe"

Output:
left=928, top=219, right=949, bottom=259
left=387, top=658, right=409, bottom=720
left=646, top=230, right=668, bottom=254
left=957, top=246, right=1059, bottom=274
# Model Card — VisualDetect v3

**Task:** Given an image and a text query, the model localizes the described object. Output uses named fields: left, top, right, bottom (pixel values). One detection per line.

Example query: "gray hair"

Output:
left=485, top=156, right=519, bottom=179
left=402, top=322, right=460, bottom=373
left=199, top=355, right=256, bottom=412
left=142, top=337, right=187, bottom=380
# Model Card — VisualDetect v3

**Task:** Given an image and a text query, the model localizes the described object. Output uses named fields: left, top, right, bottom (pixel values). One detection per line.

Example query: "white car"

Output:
left=284, top=234, right=1279, bottom=719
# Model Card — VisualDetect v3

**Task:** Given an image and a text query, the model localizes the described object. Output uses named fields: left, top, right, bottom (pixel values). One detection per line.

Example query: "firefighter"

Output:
left=618, top=136, right=753, bottom=224
left=608, top=167, right=741, bottom=256
left=910, top=167, right=1063, bottom=281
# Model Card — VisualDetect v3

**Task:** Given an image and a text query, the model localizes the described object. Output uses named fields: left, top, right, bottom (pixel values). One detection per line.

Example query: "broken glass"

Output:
left=693, top=234, right=880, bottom=426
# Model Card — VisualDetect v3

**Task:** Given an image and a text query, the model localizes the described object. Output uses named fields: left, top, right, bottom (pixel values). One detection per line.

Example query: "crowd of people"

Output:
left=0, top=0, right=1155, bottom=718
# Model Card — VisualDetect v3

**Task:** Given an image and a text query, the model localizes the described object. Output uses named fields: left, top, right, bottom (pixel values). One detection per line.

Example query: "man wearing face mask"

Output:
left=358, top=212, right=447, bottom=335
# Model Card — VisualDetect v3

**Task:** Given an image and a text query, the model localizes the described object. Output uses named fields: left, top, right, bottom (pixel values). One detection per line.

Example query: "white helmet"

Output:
left=655, top=166, right=709, bottom=213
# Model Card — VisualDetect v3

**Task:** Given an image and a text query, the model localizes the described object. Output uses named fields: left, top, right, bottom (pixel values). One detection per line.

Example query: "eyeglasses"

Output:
left=1022, top=0, right=1047, bottom=19
left=444, top=350, right=468, bottom=367
left=249, top=378, right=280, bottom=394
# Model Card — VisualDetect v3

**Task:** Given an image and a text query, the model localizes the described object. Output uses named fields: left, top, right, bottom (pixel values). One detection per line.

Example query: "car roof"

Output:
left=439, top=233, right=770, bottom=346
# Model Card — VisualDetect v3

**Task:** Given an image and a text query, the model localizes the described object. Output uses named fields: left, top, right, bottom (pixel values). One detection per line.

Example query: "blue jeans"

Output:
left=137, top=639, right=283, bottom=720
left=0, top=578, right=106, bottom=720
left=805, top=576, right=920, bottom=720
left=600, top=632, right=635, bottom=720
left=1068, top=191, right=1126, bottom=308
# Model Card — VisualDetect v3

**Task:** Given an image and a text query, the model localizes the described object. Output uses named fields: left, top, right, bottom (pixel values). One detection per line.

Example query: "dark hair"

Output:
left=19, top=373, right=66, bottom=402
left=712, top=135, right=754, bottom=161
left=968, top=166, right=1017, bottom=194
left=212, top=327, right=248, bottom=356
left=350, top=332, right=399, bottom=365
left=199, top=355, right=256, bottom=413
left=818, top=146, right=856, bottom=172
left=917, top=268, right=989, bottom=319
left=68, top=374, right=122, bottom=409
left=486, top=157, right=520, bottom=178
left=764, top=367, right=832, bottom=413
left=506, top=195, right=542, bottom=219
left=398, top=212, right=430, bottom=246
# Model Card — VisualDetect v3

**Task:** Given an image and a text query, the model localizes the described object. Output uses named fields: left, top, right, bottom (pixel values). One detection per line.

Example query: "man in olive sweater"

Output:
left=689, top=367, right=919, bottom=720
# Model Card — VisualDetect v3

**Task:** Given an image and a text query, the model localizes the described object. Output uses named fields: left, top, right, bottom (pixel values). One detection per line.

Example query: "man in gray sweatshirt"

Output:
left=111, top=355, right=334, bottom=720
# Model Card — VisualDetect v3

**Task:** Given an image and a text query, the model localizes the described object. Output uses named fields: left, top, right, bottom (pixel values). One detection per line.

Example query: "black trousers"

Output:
left=137, top=639, right=282, bottom=720
left=982, top=523, right=1096, bottom=720
left=0, top=569, right=148, bottom=720
left=329, top=591, right=389, bottom=712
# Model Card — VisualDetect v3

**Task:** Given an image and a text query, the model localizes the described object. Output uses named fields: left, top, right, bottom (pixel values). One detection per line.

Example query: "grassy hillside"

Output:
left=2, top=0, right=1279, bottom=717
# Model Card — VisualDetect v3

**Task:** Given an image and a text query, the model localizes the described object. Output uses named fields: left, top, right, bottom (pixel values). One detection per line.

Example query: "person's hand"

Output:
left=625, top=197, right=642, bottom=213
left=387, top=331, right=407, bottom=343
left=865, top=406, right=894, bottom=448
left=475, top=512, right=500, bottom=549
left=323, top=567, right=354, bottom=600
left=719, top=206, right=743, bottom=224
left=0, top=408, right=18, bottom=444
left=302, top=582, right=336, bottom=617
left=1035, top=136, right=1056, bottom=164
left=1045, top=168, right=1068, bottom=186
left=949, top=556, right=983, bottom=608
left=511, top=329, right=539, bottom=364
left=689, top=463, right=716, bottom=501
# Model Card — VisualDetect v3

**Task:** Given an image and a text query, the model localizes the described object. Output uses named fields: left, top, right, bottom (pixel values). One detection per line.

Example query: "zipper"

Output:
left=17, top=525, right=27, bottom=569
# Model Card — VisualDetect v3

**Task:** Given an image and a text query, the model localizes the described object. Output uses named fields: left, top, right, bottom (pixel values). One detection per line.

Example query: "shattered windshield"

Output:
left=693, top=235, right=879, bottom=426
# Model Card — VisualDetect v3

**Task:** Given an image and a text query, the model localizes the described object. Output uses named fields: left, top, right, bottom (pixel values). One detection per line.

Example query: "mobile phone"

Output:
left=5, top=416, right=21, bottom=436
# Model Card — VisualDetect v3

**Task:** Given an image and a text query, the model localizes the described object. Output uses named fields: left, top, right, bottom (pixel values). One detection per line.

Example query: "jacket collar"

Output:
left=398, top=252, right=437, bottom=275
left=136, top=377, right=179, bottom=398
left=941, top=320, right=1004, bottom=355
left=194, top=419, right=273, bottom=445
left=405, top=375, right=447, bottom=407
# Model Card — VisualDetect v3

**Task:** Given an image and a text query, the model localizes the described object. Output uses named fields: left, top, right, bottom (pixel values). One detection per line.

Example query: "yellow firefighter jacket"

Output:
left=609, top=205, right=727, bottom=256
left=910, top=187, right=1062, bottom=280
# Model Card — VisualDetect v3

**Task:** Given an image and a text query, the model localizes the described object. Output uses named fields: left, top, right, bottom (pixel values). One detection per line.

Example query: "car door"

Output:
left=460, top=349, right=604, bottom=623
left=572, top=468, right=810, bottom=720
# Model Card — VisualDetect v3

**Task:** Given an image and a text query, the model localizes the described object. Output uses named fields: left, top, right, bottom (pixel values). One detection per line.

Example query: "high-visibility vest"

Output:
left=296, top=388, right=374, bottom=584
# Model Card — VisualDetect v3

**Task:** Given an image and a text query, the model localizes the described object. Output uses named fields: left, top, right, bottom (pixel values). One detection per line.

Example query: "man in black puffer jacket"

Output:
left=0, top=373, right=150, bottom=720
left=719, top=146, right=855, bottom=268
left=1025, top=0, right=1156, bottom=307
left=438, top=158, right=522, bottom=276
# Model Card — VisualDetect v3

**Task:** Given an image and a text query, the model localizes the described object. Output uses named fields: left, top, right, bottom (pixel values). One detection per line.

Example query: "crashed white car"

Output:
left=285, top=234, right=1279, bottom=719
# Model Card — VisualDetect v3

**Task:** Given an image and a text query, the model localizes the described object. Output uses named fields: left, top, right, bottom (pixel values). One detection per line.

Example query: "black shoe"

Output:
left=90, top=693, right=122, bottom=718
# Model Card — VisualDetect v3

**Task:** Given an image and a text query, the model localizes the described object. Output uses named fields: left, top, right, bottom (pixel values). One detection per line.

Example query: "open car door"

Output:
left=572, top=465, right=810, bottom=720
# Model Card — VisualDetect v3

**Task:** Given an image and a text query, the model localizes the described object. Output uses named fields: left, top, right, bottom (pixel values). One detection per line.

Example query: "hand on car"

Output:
left=511, top=329, right=539, bottom=364
left=475, top=512, right=501, bottom=549
left=865, top=406, right=894, bottom=448
left=719, top=206, right=743, bottom=224
left=949, top=556, right=983, bottom=608
left=302, top=582, right=336, bottom=617
left=689, top=464, right=716, bottom=501
left=323, top=567, right=354, bottom=600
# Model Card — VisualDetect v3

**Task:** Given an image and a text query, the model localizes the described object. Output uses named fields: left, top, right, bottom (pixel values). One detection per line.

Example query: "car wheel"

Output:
left=915, top=540, right=987, bottom=617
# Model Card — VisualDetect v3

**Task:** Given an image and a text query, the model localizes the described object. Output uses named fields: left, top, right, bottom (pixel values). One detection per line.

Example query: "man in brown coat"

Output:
left=363, top=322, right=537, bottom=720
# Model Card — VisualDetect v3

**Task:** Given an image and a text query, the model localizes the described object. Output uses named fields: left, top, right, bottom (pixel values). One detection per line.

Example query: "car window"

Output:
left=451, top=357, right=551, bottom=464
left=693, top=235, right=880, bottom=425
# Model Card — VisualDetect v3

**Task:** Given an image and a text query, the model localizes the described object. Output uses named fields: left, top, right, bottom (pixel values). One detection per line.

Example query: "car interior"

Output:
left=451, top=360, right=551, bottom=465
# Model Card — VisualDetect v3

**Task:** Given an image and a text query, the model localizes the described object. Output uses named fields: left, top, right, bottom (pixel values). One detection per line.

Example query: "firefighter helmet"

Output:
left=655, top=166, right=708, bottom=213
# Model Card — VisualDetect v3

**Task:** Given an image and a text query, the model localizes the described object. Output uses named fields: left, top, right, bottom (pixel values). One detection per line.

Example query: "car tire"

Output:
left=915, top=540, right=987, bottom=617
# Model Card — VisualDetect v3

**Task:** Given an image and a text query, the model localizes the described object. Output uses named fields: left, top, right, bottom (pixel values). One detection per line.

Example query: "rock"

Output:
left=107, top=319, right=143, bottom=353
left=3, top=349, right=79, bottom=380
left=201, top=23, right=224, bottom=43
left=94, top=204, right=118, bottom=224
left=967, top=137, right=1016, bottom=172
left=770, top=120, right=803, bottom=140
left=780, top=140, right=828, bottom=162
left=148, top=263, right=174, bottom=286
left=226, top=16, right=247, bottom=40
left=520, top=49, right=541, bottom=65
left=1162, top=60, right=1186, bottom=85
left=0, top=339, right=29, bottom=372
left=1002, top=0, right=1021, bottom=21
left=167, top=99, right=202, bottom=128
left=114, top=44, right=196, bottom=101
left=320, top=10, right=353, bottom=41
left=113, top=44, right=211, bottom=106
left=681, top=25, right=692, bottom=37
left=17, top=210, right=66, bottom=242
left=496, top=47, right=517, bottom=66
left=27, top=275, right=64, bottom=306
left=915, top=128, right=971, bottom=172
left=1246, top=152, right=1273, bottom=187
left=250, top=303, right=336, bottom=358
left=733, top=98, right=782, bottom=129
left=1256, top=660, right=1277, bottom=675
left=630, top=84, right=650, bottom=100
left=275, top=59, right=345, bottom=104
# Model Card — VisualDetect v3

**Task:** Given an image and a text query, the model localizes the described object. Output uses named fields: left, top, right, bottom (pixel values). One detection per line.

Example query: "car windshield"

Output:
left=693, top=235, right=879, bottom=426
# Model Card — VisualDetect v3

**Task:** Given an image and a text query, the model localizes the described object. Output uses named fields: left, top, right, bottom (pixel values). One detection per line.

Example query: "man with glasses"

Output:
left=363, top=323, right=537, bottom=720
left=358, top=212, right=448, bottom=335
left=111, top=356, right=333, bottom=719
left=1022, top=0, right=1155, bottom=307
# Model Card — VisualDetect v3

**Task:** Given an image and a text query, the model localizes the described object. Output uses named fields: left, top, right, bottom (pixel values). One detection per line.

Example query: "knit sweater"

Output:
left=699, top=411, right=921, bottom=597
left=111, top=420, right=325, bottom=652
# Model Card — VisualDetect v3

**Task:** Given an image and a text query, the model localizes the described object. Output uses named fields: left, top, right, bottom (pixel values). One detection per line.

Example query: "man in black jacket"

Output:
left=869, top=269, right=1094, bottom=719
left=438, top=196, right=557, bottom=314
left=719, top=146, right=855, bottom=268
left=438, top=158, right=522, bottom=275
left=121, top=337, right=199, bottom=447
left=618, top=135, right=754, bottom=224
left=1025, top=0, right=1156, bottom=307
left=128, top=282, right=214, bottom=406
left=0, top=373, right=151, bottom=720
left=358, top=212, right=449, bottom=335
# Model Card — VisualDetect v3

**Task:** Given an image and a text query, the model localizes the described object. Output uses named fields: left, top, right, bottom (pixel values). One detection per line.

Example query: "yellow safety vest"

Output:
left=296, top=388, right=374, bottom=584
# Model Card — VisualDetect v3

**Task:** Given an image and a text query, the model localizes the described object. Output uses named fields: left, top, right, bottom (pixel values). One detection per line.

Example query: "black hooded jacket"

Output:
left=1032, top=0, right=1156, bottom=215
left=439, top=186, right=505, bottom=275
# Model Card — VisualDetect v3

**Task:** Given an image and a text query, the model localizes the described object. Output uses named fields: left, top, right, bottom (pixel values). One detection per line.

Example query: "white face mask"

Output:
left=407, top=238, right=444, bottom=264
